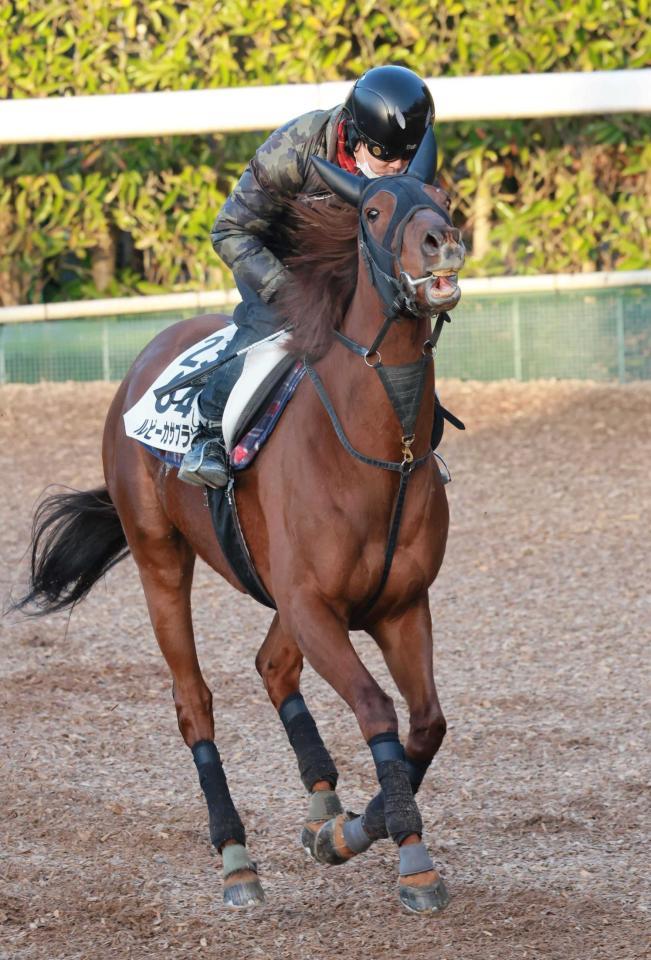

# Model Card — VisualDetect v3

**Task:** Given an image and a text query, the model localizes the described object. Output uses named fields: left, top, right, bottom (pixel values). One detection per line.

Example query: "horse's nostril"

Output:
left=424, top=233, right=440, bottom=252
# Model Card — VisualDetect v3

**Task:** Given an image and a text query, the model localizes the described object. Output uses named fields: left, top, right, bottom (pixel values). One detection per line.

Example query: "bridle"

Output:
left=309, top=174, right=454, bottom=463
left=356, top=175, right=455, bottom=325
left=304, top=173, right=456, bottom=618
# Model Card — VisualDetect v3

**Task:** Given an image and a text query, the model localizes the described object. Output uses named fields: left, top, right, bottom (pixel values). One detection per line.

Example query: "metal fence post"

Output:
left=512, top=297, right=522, bottom=380
left=101, top=320, right=111, bottom=381
left=0, top=324, right=5, bottom=384
left=615, top=294, right=626, bottom=383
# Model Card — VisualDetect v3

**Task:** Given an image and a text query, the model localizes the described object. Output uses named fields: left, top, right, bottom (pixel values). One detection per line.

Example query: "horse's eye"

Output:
left=366, top=208, right=380, bottom=222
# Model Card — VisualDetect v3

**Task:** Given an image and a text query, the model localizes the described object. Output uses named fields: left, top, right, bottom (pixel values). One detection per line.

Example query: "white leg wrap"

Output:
left=307, top=789, right=343, bottom=821
left=399, top=841, right=434, bottom=877
left=222, top=843, right=255, bottom=879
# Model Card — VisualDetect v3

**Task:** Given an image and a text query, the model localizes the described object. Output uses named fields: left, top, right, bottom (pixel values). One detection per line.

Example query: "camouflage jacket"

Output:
left=210, top=106, right=343, bottom=303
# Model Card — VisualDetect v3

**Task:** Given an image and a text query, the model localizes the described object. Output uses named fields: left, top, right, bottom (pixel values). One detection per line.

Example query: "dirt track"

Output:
left=1, top=379, right=650, bottom=960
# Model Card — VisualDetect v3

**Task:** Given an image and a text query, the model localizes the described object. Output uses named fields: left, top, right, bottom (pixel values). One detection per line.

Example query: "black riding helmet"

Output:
left=344, top=65, right=435, bottom=162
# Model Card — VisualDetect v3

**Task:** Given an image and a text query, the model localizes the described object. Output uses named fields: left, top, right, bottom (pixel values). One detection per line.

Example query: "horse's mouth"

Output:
left=426, top=272, right=461, bottom=306
left=430, top=271, right=458, bottom=290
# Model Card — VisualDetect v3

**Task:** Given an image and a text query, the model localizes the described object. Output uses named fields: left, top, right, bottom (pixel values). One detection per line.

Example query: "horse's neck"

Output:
left=342, top=281, right=431, bottom=363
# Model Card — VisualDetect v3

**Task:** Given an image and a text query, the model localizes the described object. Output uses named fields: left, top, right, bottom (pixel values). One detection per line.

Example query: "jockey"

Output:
left=179, top=65, right=436, bottom=489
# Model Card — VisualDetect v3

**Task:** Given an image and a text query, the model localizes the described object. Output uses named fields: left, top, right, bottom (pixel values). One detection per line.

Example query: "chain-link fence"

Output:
left=1, top=286, right=650, bottom=385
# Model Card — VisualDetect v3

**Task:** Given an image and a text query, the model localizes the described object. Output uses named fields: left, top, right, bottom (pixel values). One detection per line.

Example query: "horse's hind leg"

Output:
left=255, top=614, right=345, bottom=857
left=117, top=492, right=264, bottom=907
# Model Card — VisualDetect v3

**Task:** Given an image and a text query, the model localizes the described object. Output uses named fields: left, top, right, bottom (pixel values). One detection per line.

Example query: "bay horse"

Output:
left=16, top=129, right=466, bottom=913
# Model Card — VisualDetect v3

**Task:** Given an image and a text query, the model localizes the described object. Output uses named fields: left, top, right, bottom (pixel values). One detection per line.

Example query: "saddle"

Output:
left=123, top=325, right=301, bottom=469
left=123, top=326, right=301, bottom=610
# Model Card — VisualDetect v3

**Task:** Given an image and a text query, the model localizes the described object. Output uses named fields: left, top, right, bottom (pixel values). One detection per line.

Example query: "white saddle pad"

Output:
left=123, top=325, right=292, bottom=456
left=222, top=331, right=292, bottom=451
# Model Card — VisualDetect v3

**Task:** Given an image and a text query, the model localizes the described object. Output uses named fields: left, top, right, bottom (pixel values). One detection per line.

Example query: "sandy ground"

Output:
left=0, top=379, right=649, bottom=960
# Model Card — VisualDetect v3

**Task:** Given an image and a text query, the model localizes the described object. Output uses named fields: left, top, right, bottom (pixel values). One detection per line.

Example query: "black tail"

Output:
left=12, top=486, right=130, bottom=616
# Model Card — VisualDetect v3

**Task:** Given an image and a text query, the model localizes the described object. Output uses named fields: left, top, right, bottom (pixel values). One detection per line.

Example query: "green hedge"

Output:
left=1, top=0, right=649, bottom=305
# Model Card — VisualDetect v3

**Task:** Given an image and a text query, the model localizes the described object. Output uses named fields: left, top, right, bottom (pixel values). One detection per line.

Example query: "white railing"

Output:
left=1, top=70, right=649, bottom=145
left=1, top=270, right=649, bottom=325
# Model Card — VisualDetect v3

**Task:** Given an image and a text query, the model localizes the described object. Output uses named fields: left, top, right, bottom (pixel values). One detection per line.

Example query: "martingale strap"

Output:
left=304, top=363, right=431, bottom=474
left=360, top=468, right=410, bottom=618
left=375, top=358, right=430, bottom=441
left=305, top=309, right=451, bottom=615
left=332, top=313, right=450, bottom=459
left=334, top=330, right=430, bottom=441
left=305, top=361, right=431, bottom=618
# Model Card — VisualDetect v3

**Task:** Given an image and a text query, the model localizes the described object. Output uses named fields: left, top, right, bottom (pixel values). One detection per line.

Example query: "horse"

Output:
left=15, top=128, right=466, bottom=913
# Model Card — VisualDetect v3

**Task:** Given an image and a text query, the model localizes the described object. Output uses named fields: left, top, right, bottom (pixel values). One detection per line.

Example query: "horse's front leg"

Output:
left=369, top=598, right=448, bottom=911
left=310, top=597, right=449, bottom=913
left=279, top=591, right=440, bottom=911
left=255, top=614, right=346, bottom=857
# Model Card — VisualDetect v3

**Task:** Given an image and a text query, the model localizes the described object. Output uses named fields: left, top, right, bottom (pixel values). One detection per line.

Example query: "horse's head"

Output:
left=311, top=129, right=465, bottom=319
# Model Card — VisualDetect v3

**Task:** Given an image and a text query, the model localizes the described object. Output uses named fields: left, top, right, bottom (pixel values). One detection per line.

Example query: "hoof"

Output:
left=399, top=873, right=449, bottom=914
left=223, top=874, right=265, bottom=908
left=313, top=813, right=358, bottom=866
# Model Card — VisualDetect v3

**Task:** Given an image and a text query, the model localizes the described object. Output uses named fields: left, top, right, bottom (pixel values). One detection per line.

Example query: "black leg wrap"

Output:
left=279, top=693, right=338, bottom=792
left=192, top=740, right=246, bottom=852
left=361, top=791, right=389, bottom=841
left=405, top=755, right=431, bottom=794
left=362, top=753, right=431, bottom=840
left=367, top=733, right=423, bottom=845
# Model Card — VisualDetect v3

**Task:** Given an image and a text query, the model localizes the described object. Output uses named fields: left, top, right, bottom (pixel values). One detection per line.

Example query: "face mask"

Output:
left=356, top=158, right=383, bottom=179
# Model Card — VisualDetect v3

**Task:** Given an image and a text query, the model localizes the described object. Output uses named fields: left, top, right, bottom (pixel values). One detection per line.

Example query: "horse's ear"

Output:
left=311, top=156, right=365, bottom=207
left=406, top=127, right=438, bottom=183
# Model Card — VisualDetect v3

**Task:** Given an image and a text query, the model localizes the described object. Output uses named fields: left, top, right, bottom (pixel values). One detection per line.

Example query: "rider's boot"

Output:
left=178, top=372, right=234, bottom=489
left=177, top=415, right=229, bottom=490
left=178, top=324, right=262, bottom=490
